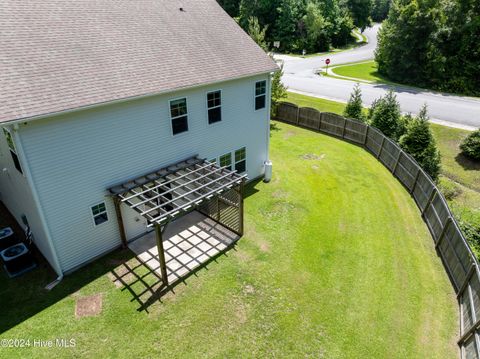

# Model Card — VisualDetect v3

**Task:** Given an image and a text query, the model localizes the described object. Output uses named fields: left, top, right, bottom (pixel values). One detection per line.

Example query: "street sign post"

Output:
left=325, top=58, right=331, bottom=74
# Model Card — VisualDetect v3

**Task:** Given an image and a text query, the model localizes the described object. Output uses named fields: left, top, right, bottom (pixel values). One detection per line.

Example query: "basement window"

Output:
left=207, top=90, right=222, bottom=124
left=169, top=98, right=189, bottom=135
left=255, top=80, right=266, bottom=110
left=3, top=128, right=23, bottom=174
left=91, top=202, right=108, bottom=226
left=235, top=147, right=246, bottom=173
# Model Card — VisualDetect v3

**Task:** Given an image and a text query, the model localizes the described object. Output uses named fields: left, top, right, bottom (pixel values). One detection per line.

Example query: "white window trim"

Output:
left=3, top=127, right=24, bottom=175
left=168, top=97, right=189, bottom=136
left=206, top=89, right=223, bottom=126
left=234, top=147, right=247, bottom=174
left=91, top=202, right=109, bottom=227
left=219, top=152, right=232, bottom=170
left=254, top=80, right=267, bottom=111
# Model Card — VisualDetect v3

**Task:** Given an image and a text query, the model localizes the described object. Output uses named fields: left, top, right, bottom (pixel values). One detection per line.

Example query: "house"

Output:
left=0, top=0, right=278, bottom=279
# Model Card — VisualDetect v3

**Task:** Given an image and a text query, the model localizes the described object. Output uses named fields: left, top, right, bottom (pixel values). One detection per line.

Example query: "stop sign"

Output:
left=326, top=58, right=331, bottom=65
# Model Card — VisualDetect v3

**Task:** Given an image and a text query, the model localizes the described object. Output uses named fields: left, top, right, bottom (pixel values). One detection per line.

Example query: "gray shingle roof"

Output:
left=0, top=0, right=278, bottom=123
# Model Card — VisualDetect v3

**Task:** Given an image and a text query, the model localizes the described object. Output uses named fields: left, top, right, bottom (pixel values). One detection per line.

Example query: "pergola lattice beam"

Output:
left=108, top=156, right=245, bottom=226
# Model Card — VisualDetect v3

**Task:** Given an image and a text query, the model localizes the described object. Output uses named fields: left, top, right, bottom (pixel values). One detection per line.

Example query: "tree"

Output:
left=216, top=0, right=241, bottom=17
left=369, top=90, right=402, bottom=139
left=371, top=0, right=390, bottom=22
left=271, top=63, right=288, bottom=116
left=375, top=0, right=437, bottom=87
left=399, top=104, right=441, bottom=180
left=247, top=16, right=269, bottom=51
left=302, top=2, right=329, bottom=52
left=460, top=129, right=480, bottom=161
left=272, top=0, right=306, bottom=52
left=344, top=83, right=365, bottom=122
left=375, top=0, right=480, bottom=96
left=346, top=0, right=372, bottom=31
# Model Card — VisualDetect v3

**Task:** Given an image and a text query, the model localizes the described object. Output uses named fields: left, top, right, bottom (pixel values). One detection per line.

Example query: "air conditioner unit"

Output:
left=0, top=227, right=18, bottom=251
left=1, top=243, right=37, bottom=278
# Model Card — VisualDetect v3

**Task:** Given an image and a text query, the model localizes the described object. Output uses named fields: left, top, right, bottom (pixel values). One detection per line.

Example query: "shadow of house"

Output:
left=0, top=179, right=259, bottom=331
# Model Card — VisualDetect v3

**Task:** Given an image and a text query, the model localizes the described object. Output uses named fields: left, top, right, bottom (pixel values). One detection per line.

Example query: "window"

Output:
left=3, top=128, right=23, bottom=174
left=219, top=153, right=232, bottom=170
left=207, top=91, right=222, bottom=124
left=235, top=147, right=246, bottom=173
left=169, top=98, right=189, bottom=135
left=255, top=80, right=267, bottom=110
left=91, top=202, right=108, bottom=226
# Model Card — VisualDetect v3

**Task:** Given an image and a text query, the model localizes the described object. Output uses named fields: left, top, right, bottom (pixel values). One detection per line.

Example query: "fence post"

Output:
left=435, top=216, right=453, bottom=248
left=317, top=112, right=323, bottom=131
left=422, top=188, right=437, bottom=216
left=342, top=118, right=348, bottom=138
left=457, top=264, right=477, bottom=300
left=296, top=106, right=300, bottom=125
left=410, top=167, right=421, bottom=194
left=392, top=150, right=402, bottom=175
left=377, top=136, right=386, bottom=159
left=363, top=125, right=369, bottom=146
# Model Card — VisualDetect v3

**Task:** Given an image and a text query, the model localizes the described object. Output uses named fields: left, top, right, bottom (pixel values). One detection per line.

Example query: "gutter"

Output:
left=9, top=124, right=63, bottom=280
left=4, top=68, right=279, bottom=127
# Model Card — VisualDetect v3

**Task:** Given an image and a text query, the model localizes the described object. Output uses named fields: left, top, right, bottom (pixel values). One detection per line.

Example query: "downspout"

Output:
left=264, top=73, right=273, bottom=182
left=9, top=124, right=63, bottom=280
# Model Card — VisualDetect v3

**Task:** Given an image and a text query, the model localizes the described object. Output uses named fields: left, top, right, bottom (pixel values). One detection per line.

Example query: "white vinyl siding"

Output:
left=19, top=74, right=271, bottom=272
left=0, top=129, right=57, bottom=273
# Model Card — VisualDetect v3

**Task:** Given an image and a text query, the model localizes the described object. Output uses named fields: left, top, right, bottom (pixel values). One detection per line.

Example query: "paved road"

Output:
left=275, top=24, right=480, bottom=130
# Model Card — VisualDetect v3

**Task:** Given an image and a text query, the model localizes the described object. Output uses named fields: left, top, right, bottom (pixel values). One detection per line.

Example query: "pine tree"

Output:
left=369, top=90, right=402, bottom=139
left=271, top=63, right=287, bottom=117
left=399, top=104, right=441, bottom=180
left=247, top=17, right=269, bottom=51
left=344, top=83, right=366, bottom=122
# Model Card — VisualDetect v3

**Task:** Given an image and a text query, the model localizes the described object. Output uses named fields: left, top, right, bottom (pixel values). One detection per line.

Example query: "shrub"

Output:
left=438, top=177, right=462, bottom=201
left=399, top=104, right=441, bottom=181
left=344, top=83, right=366, bottom=122
left=369, top=90, right=403, bottom=140
left=460, top=129, right=480, bottom=161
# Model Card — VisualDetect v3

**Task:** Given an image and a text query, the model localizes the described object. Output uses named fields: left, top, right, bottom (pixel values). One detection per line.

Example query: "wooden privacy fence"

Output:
left=276, top=101, right=480, bottom=358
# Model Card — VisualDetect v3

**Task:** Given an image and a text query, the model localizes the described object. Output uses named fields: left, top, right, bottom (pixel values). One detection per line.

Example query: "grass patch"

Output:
left=286, top=92, right=480, bottom=255
left=431, top=124, right=480, bottom=192
left=330, top=60, right=392, bottom=84
left=286, top=92, right=348, bottom=114
left=280, top=31, right=366, bottom=58
left=0, top=122, right=458, bottom=358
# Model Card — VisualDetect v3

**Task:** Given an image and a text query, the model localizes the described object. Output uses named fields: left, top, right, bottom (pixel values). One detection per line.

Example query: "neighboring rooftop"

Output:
left=0, top=0, right=278, bottom=123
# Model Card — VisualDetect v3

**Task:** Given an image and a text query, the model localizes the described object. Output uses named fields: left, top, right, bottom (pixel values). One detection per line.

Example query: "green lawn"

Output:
left=285, top=91, right=480, bottom=256
left=286, top=92, right=348, bottom=114
left=431, top=124, right=480, bottom=192
left=330, top=60, right=391, bottom=84
left=0, top=122, right=458, bottom=358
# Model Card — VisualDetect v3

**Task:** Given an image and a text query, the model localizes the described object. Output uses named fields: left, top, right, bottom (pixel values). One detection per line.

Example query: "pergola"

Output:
left=108, top=156, right=246, bottom=286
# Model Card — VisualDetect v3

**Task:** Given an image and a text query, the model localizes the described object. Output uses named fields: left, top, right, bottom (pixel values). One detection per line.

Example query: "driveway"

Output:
left=275, top=24, right=480, bottom=130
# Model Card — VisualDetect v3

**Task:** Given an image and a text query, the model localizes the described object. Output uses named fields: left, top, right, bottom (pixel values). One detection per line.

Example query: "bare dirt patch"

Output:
left=284, top=130, right=296, bottom=139
left=75, top=293, right=103, bottom=318
left=301, top=153, right=325, bottom=160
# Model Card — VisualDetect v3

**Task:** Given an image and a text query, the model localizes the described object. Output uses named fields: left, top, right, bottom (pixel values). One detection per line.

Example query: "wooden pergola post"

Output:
left=239, top=180, right=245, bottom=236
left=155, top=223, right=169, bottom=286
left=113, top=197, right=128, bottom=248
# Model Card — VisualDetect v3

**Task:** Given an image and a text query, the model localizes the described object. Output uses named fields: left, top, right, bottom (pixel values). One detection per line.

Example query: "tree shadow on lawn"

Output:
left=455, top=153, right=480, bottom=172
